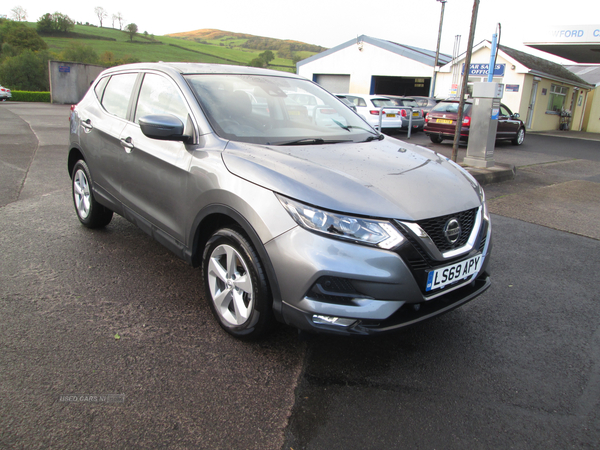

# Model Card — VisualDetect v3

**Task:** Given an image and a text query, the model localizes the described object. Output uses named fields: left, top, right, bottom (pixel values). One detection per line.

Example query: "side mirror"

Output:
left=139, top=114, right=187, bottom=141
left=512, top=113, right=520, bottom=119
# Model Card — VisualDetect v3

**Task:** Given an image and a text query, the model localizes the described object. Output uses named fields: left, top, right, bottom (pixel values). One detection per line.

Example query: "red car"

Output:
left=424, top=99, right=525, bottom=145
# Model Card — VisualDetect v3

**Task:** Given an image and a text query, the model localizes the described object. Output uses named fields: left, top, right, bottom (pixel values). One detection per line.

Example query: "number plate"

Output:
left=386, top=113, right=396, bottom=118
left=437, top=119, right=452, bottom=124
left=412, top=111, right=419, bottom=117
left=426, top=254, right=482, bottom=292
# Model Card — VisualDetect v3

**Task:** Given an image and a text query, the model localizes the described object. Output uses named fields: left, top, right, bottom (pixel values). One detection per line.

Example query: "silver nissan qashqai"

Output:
left=68, top=63, right=492, bottom=339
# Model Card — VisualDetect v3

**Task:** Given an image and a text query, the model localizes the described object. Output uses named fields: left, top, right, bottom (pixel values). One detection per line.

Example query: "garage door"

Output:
left=313, top=74, right=350, bottom=93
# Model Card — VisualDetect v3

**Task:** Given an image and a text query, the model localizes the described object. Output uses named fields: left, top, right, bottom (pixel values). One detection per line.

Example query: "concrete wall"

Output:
left=48, top=61, right=105, bottom=104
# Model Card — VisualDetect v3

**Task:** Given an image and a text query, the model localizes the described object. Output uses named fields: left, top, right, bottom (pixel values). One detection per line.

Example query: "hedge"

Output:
left=9, top=91, right=51, bottom=102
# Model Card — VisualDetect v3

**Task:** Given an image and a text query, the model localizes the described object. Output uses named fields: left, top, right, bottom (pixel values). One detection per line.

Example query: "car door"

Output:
left=497, top=104, right=519, bottom=139
left=118, top=72, right=194, bottom=244
left=78, top=72, right=139, bottom=210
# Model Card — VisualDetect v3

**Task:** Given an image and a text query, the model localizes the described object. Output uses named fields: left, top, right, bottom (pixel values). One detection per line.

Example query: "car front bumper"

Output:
left=266, top=220, right=492, bottom=336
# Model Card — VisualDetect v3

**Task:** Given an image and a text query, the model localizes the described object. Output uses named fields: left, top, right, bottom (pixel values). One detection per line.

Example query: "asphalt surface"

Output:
left=1, top=103, right=599, bottom=449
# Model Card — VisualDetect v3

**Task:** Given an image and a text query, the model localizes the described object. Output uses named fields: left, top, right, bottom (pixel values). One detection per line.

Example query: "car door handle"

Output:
left=81, top=118, right=93, bottom=131
left=120, top=137, right=134, bottom=153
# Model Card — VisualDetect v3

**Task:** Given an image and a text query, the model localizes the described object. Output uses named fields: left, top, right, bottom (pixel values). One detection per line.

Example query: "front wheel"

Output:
left=512, top=127, right=525, bottom=145
left=202, top=228, right=274, bottom=339
left=429, top=134, right=443, bottom=144
left=71, top=160, right=113, bottom=228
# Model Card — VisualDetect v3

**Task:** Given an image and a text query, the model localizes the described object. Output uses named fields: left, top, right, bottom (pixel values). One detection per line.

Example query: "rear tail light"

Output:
left=69, top=104, right=76, bottom=121
left=318, top=108, right=337, bottom=115
left=400, top=109, right=407, bottom=117
left=424, top=115, right=429, bottom=123
left=369, top=110, right=380, bottom=115
left=462, top=116, right=471, bottom=126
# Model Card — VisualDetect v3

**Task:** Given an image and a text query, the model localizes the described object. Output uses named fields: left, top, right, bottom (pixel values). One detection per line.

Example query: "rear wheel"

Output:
left=429, top=135, right=443, bottom=144
left=71, top=160, right=113, bottom=228
left=512, top=127, right=525, bottom=145
left=202, top=228, right=274, bottom=339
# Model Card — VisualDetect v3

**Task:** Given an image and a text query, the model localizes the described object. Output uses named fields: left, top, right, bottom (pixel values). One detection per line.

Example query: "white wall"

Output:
left=298, top=41, right=434, bottom=94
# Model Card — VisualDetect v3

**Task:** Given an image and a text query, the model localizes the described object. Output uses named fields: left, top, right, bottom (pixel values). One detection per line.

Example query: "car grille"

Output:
left=416, top=208, right=477, bottom=253
left=395, top=208, right=486, bottom=295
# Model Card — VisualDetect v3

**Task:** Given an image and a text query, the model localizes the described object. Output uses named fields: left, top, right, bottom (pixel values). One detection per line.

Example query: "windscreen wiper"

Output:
left=271, top=138, right=352, bottom=146
left=365, top=134, right=385, bottom=142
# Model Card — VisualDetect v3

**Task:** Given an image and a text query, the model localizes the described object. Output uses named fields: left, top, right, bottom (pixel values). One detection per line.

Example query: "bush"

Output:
left=10, top=91, right=51, bottom=102
left=0, top=50, right=50, bottom=91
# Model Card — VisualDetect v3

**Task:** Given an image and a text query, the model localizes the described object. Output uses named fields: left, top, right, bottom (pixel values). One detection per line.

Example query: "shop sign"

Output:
left=462, top=63, right=506, bottom=77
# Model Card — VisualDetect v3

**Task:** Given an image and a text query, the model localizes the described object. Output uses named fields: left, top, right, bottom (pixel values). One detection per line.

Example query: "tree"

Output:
left=115, top=12, right=124, bottom=30
left=260, top=50, right=274, bottom=64
left=2, top=23, right=47, bottom=53
left=248, top=50, right=275, bottom=68
left=94, top=7, right=107, bottom=28
left=125, top=23, right=137, bottom=42
left=36, top=13, right=54, bottom=33
left=0, top=49, right=50, bottom=91
left=53, top=12, right=75, bottom=33
left=11, top=6, right=27, bottom=22
left=36, top=12, right=74, bottom=34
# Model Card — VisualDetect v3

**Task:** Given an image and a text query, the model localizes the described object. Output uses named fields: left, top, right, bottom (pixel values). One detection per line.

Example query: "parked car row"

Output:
left=338, top=94, right=426, bottom=133
left=0, top=85, right=12, bottom=101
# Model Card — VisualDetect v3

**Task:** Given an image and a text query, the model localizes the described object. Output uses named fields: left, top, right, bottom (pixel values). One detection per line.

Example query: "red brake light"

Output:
left=318, top=108, right=337, bottom=115
left=462, top=116, right=471, bottom=126
left=369, top=110, right=380, bottom=115
left=400, top=109, right=407, bottom=117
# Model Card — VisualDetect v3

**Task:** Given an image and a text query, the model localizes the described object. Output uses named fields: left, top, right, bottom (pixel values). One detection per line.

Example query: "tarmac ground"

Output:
left=1, top=102, right=599, bottom=449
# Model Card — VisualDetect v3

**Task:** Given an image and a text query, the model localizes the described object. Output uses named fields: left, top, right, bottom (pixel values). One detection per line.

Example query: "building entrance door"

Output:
left=526, top=81, right=538, bottom=129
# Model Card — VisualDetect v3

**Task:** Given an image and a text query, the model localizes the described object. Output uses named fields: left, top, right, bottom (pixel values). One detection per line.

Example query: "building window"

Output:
left=547, top=84, right=569, bottom=112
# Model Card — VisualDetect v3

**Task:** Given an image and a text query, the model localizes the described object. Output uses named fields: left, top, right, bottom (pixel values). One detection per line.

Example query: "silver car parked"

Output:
left=68, top=63, right=492, bottom=339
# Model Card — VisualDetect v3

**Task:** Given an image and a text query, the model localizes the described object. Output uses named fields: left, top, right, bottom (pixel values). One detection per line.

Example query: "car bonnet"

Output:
left=221, top=138, right=482, bottom=221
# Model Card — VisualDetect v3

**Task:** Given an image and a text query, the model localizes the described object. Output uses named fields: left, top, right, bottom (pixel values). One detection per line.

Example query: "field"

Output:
left=24, top=23, right=325, bottom=72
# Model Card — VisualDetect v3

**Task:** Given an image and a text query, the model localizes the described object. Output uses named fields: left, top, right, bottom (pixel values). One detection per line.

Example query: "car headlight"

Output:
left=277, top=195, right=404, bottom=249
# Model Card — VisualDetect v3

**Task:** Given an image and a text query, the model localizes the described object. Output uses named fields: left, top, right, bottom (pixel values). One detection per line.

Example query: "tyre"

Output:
left=202, top=228, right=274, bottom=339
left=429, top=135, right=443, bottom=144
left=71, top=160, right=113, bottom=228
left=512, top=127, right=525, bottom=145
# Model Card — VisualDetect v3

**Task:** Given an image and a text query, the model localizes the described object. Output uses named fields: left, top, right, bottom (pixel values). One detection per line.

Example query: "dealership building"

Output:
left=298, top=25, right=600, bottom=133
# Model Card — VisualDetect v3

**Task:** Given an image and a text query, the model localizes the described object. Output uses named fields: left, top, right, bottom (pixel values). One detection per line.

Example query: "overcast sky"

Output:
left=5, top=0, right=596, bottom=63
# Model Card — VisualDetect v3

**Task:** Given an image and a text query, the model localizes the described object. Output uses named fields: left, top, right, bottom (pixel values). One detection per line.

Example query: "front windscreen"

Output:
left=184, top=74, right=378, bottom=145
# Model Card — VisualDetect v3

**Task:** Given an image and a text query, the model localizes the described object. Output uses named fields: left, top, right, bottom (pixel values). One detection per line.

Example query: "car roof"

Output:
left=98, top=62, right=305, bottom=80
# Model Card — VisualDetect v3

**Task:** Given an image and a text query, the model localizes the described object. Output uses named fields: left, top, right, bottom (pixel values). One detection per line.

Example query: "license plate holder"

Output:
left=437, top=119, right=452, bottom=124
left=426, top=254, right=482, bottom=292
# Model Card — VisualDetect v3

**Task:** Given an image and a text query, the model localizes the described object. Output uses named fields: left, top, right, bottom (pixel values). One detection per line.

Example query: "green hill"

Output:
left=27, top=23, right=325, bottom=72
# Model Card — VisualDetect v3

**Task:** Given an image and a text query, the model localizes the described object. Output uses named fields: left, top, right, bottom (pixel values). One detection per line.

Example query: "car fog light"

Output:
left=312, top=315, right=357, bottom=327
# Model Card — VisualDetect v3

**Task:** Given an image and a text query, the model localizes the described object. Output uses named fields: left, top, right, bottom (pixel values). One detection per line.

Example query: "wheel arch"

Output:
left=68, top=146, right=85, bottom=179
left=187, top=204, right=284, bottom=321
